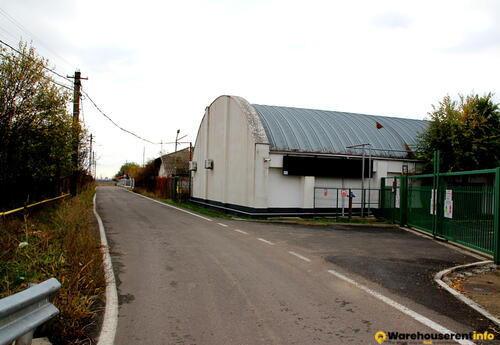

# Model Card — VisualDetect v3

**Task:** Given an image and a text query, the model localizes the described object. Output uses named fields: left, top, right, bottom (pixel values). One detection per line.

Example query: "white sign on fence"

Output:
left=445, top=189, right=453, bottom=201
left=430, top=189, right=437, bottom=215
left=444, top=199, right=453, bottom=218
left=444, top=189, right=453, bottom=218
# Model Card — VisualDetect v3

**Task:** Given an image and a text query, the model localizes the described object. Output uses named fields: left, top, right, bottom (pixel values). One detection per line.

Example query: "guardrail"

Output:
left=0, top=278, right=61, bottom=345
left=0, top=194, right=70, bottom=217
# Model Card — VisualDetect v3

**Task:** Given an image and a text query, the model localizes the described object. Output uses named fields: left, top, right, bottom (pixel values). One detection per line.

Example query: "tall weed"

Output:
left=0, top=185, right=105, bottom=344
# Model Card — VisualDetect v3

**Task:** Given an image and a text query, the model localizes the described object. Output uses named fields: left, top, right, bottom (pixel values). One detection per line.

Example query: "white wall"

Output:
left=267, top=168, right=302, bottom=208
left=191, top=96, right=270, bottom=208
left=266, top=154, right=419, bottom=209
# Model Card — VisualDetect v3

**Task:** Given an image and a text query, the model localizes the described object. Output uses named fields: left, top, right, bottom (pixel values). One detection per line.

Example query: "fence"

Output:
left=314, top=187, right=379, bottom=216
left=381, top=167, right=500, bottom=263
left=155, top=176, right=190, bottom=201
left=117, top=178, right=135, bottom=188
left=0, top=278, right=61, bottom=345
left=0, top=194, right=70, bottom=217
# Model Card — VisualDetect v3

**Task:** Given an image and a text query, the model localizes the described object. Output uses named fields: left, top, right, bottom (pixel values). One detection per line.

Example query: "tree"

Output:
left=0, top=42, right=87, bottom=209
left=115, top=162, right=140, bottom=178
left=417, top=93, right=500, bottom=172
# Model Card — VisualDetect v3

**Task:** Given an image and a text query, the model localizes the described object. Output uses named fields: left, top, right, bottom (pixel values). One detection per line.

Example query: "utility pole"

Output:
left=175, top=129, right=180, bottom=152
left=89, top=133, right=93, bottom=176
left=175, top=129, right=187, bottom=152
left=68, top=71, right=87, bottom=195
left=93, top=151, right=96, bottom=180
left=346, top=143, right=371, bottom=217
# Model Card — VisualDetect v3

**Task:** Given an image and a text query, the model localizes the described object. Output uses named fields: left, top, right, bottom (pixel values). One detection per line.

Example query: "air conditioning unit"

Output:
left=189, top=161, right=197, bottom=171
left=204, top=159, right=214, bottom=169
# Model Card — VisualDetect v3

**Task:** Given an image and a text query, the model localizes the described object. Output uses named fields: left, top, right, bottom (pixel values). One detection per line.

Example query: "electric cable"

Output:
left=0, top=38, right=72, bottom=82
left=0, top=7, right=75, bottom=72
left=81, top=88, right=160, bottom=145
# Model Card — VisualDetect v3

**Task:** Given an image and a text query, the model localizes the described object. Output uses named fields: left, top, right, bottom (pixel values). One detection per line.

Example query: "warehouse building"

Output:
left=190, top=95, right=427, bottom=216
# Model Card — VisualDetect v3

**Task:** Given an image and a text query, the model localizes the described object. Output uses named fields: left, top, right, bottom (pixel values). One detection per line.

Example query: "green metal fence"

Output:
left=381, top=167, right=500, bottom=263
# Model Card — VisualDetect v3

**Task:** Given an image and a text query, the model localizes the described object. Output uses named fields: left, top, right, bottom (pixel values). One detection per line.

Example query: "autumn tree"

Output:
left=0, top=42, right=88, bottom=209
left=115, top=162, right=141, bottom=178
left=417, top=93, right=500, bottom=172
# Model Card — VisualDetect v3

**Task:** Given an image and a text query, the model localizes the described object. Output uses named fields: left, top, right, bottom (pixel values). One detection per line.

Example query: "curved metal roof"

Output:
left=251, top=104, right=428, bottom=158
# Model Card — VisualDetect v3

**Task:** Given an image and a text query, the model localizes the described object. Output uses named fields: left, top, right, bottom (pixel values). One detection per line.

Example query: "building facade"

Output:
left=190, top=95, right=427, bottom=216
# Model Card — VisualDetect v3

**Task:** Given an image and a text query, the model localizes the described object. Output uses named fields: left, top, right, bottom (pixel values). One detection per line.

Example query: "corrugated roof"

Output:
left=251, top=104, right=428, bottom=158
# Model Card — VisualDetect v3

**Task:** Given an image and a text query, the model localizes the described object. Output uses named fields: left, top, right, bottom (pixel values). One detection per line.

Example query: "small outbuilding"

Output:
left=158, top=147, right=191, bottom=178
left=190, top=95, right=427, bottom=216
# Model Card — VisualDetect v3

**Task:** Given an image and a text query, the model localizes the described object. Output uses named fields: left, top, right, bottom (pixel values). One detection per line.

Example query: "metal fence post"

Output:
left=400, top=175, right=408, bottom=226
left=494, top=167, right=500, bottom=264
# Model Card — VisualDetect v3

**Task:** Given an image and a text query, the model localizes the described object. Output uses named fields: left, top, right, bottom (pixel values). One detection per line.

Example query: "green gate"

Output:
left=380, top=167, right=500, bottom=263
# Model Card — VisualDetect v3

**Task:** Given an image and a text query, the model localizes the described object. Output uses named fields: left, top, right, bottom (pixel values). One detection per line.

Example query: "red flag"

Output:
left=376, top=121, right=384, bottom=129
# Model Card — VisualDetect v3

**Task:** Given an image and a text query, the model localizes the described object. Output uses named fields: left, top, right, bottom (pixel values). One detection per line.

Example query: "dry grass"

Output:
left=0, top=185, right=105, bottom=345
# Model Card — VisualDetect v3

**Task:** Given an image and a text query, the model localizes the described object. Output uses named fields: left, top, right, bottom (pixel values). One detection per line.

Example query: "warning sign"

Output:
left=444, top=200, right=453, bottom=218
left=341, top=189, right=348, bottom=198
left=444, top=189, right=453, bottom=218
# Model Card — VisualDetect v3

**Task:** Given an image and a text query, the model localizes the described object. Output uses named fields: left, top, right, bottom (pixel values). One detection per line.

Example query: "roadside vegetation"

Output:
left=0, top=185, right=104, bottom=345
left=0, top=41, right=102, bottom=344
left=0, top=41, right=91, bottom=211
left=417, top=93, right=499, bottom=172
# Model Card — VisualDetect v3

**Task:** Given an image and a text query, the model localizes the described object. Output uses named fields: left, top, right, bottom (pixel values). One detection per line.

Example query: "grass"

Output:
left=132, top=187, right=233, bottom=219
left=0, top=184, right=105, bottom=345
left=131, top=187, right=390, bottom=225
left=161, top=198, right=234, bottom=219
left=294, top=216, right=391, bottom=225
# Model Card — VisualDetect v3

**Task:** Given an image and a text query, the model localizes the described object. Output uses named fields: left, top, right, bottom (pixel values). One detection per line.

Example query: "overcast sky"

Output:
left=1, top=0, right=499, bottom=178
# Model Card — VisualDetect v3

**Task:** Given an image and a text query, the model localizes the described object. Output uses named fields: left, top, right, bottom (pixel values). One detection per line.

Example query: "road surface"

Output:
left=96, top=187, right=495, bottom=345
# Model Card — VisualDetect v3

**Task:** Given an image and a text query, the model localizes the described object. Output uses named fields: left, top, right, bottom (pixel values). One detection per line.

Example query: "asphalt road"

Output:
left=96, top=187, right=497, bottom=345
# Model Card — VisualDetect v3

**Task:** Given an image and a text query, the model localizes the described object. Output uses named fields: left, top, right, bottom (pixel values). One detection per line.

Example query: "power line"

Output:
left=1, top=37, right=179, bottom=147
left=0, top=46, right=73, bottom=91
left=81, top=89, right=160, bottom=145
left=0, top=38, right=72, bottom=83
left=0, top=24, right=19, bottom=42
left=0, top=7, right=75, bottom=72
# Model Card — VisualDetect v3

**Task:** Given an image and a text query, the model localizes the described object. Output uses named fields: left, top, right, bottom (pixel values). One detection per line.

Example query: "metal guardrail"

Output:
left=0, top=278, right=61, bottom=345
left=0, top=194, right=70, bottom=217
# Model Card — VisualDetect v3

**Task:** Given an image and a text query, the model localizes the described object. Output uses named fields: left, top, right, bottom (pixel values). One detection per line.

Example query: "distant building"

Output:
left=190, top=95, right=428, bottom=216
left=158, top=147, right=191, bottom=178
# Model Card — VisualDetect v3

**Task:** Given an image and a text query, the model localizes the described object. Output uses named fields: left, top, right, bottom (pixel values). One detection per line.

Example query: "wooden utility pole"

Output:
left=89, top=133, right=93, bottom=176
left=68, top=71, right=87, bottom=195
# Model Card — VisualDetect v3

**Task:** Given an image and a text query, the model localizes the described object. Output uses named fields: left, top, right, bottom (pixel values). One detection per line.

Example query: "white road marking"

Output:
left=217, top=223, right=228, bottom=227
left=288, top=251, right=311, bottom=262
left=234, top=229, right=248, bottom=235
left=327, top=269, right=475, bottom=345
left=257, top=238, right=275, bottom=245
left=93, top=193, right=118, bottom=345
left=127, top=189, right=213, bottom=222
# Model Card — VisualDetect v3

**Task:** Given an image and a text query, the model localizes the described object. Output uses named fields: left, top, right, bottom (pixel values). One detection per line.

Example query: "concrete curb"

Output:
left=93, top=192, right=119, bottom=345
left=434, top=260, right=500, bottom=327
